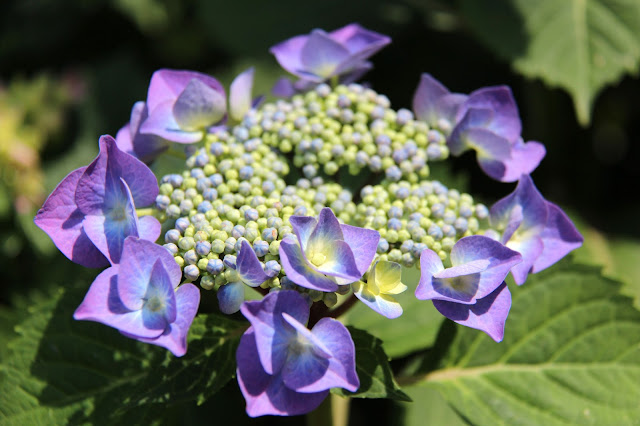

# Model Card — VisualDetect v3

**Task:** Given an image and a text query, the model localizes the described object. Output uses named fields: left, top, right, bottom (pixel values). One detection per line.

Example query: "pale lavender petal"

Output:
left=115, top=124, right=134, bottom=156
left=125, top=283, right=200, bottom=357
left=140, top=100, right=205, bottom=143
left=146, top=69, right=225, bottom=113
left=270, top=35, right=310, bottom=77
left=433, top=282, right=511, bottom=342
left=449, top=109, right=499, bottom=156
left=288, top=215, right=317, bottom=251
left=490, top=175, right=548, bottom=235
left=271, top=77, right=297, bottom=98
left=237, top=240, right=269, bottom=287
left=279, top=239, right=339, bottom=292
left=75, top=135, right=159, bottom=213
left=34, top=167, right=108, bottom=268
left=500, top=140, right=546, bottom=183
left=117, top=236, right=182, bottom=310
left=230, top=68, right=255, bottom=122
left=137, top=215, right=161, bottom=243
left=507, top=235, right=544, bottom=285
left=73, top=267, right=165, bottom=339
left=336, top=62, right=373, bottom=84
left=340, top=224, right=380, bottom=275
left=240, top=290, right=310, bottom=375
left=172, top=78, right=226, bottom=130
left=309, top=317, right=359, bottom=392
left=457, top=86, right=522, bottom=144
left=300, top=30, right=351, bottom=80
left=236, top=329, right=328, bottom=417
left=412, top=73, right=450, bottom=124
left=218, top=281, right=245, bottom=314
left=434, top=93, right=468, bottom=129
left=329, top=23, right=390, bottom=59
left=415, top=249, right=445, bottom=300
left=127, top=101, right=170, bottom=163
left=533, top=202, right=583, bottom=273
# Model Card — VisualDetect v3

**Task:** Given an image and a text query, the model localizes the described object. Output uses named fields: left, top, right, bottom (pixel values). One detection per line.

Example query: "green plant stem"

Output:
left=135, top=208, right=155, bottom=217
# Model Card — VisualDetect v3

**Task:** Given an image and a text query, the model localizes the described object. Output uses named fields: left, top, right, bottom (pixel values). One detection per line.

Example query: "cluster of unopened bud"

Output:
left=354, top=180, right=490, bottom=267
left=233, top=83, right=449, bottom=183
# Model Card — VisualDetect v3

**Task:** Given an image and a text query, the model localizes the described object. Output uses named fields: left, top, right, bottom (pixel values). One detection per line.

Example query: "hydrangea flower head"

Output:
left=74, top=237, right=200, bottom=356
left=270, top=23, right=390, bottom=94
left=217, top=239, right=270, bottom=314
left=353, top=260, right=407, bottom=319
left=34, top=135, right=160, bottom=266
left=279, top=207, right=379, bottom=292
left=237, top=290, right=359, bottom=417
left=490, top=174, right=583, bottom=284
left=139, top=69, right=227, bottom=143
left=416, top=235, right=522, bottom=342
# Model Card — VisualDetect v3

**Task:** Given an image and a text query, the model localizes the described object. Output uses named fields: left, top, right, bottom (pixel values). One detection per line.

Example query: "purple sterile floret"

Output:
left=140, top=69, right=227, bottom=143
left=446, top=86, right=545, bottom=182
left=116, top=101, right=170, bottom=163
left=490, top=175, right=583, bottom=284
left=237, top=290, right=359, bottom=417
left=74, top=237, right=200, bottom=356
left=279, top=208, right=379, bottom=292
left=270, top=23, right=390, bottom=92
left=412, top=73, right=467, bottom=133
left=34, top=135, right=160, bottom=266
left=415, top=235, right=521, bottom=342
left=218, top=240, right=270, bottom=314
left=75, top=135, right=160, bottom=264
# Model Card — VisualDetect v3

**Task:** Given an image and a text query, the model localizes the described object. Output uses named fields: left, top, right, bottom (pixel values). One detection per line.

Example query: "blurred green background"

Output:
left=1, top=0, right=639, bottom=424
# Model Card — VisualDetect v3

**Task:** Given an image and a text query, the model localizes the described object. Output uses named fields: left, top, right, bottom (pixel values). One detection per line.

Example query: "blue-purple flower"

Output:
left=490, top=174, right=583, bottom=285
left=279, top=208, right=379, bottom=292
left=270, top=23, right=390, bottom=95
left=34, top=135, right=160, bottom=266
left=74, top=237, right=200, bottom=356
left=217, top=240, right=270, bottom=314
left=116, top=101, right=170, bottom=163
left=416, top=235, right=522, bottom=342
left=138, top=69, right=227, bottom=144
left=412, top=74, right=545, bottom=182
left=236, top=290, right=359, bottom=417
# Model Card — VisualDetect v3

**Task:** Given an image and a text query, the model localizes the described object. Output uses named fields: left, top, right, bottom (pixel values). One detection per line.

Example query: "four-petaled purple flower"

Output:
left=412, top=74, right=545, bottom=182
left=237, top=290, right=359, bottom=417
left=279, top=207, right=379, bottom=292
left=138, top=69, right=227, bottom=144
left=218, top=240, right=270, bottom=314
left=416, top=235, right=522, bottom=342
left=117, top=68, right=259, bottom=163
left=489, top=174, right=583, bottom=285
left=270, top=23, right=390, bottom=96
left=74, top=237, right=200, bottom=356
left=34, top=135, right=160, bottom=266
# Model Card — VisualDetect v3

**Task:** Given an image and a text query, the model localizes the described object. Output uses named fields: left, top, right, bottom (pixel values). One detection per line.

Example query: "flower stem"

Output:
left=330, top=75, right=339, bottom=88
left=327, top=293, right=358, bottom=319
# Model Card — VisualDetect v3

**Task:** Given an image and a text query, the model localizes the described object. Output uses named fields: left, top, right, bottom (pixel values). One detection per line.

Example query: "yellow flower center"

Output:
left=309, top=252, right=327, bottom=267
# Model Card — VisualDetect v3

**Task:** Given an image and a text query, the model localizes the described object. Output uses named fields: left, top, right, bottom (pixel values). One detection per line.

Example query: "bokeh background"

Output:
left=1, top=0, right=639, bottom=424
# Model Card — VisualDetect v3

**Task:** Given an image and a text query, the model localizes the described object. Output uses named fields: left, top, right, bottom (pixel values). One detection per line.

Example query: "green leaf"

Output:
left=392, top=386, right=467, bottom=426
left=400, top=261, right=640, bottom=424
left=333, top=327, right=411, bottom=402
left=345, top=266, right=444, bottom=359
left=0, top=283, right=245, bottom=424
left=460, top=0, right=640, bottom=125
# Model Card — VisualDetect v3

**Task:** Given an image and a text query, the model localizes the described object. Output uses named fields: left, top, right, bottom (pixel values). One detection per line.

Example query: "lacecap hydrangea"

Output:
left=34, top=23, right=582, bottom=417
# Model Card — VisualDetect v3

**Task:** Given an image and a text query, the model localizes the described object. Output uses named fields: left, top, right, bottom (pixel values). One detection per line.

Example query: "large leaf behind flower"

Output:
left=0, top=283, right=244, bottom=424
left=460, top=0, right=640, bottom=125
left=399, top=261, right=640, bottom=424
